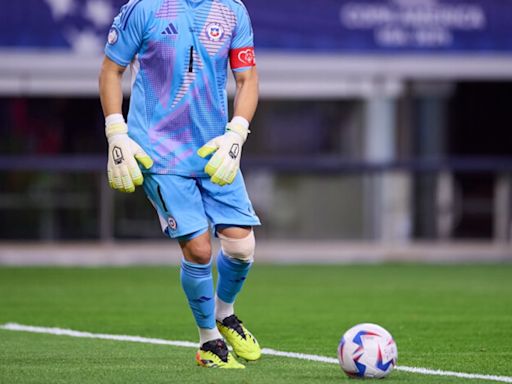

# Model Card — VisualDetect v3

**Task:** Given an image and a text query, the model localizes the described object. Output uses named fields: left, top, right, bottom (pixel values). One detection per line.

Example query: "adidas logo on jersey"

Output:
left=162, top=22, right=178, bottom=35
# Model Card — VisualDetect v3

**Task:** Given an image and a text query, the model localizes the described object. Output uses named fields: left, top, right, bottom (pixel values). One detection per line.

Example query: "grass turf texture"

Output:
left=0, top=265, right=511, bottom=383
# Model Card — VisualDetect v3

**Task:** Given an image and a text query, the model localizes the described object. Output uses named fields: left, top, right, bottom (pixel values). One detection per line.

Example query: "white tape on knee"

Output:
left=218, top=230, right=255, bottom=262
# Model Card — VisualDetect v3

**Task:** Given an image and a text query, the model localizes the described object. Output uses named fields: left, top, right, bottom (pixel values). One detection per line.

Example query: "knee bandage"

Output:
left=218, top=230, right=255, bottom=262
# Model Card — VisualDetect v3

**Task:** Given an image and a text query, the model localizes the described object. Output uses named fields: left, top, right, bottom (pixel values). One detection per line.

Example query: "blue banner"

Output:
left=1, top=0, right=512, bottom=53
left=247, top=0, right=512, bottom=53
left=0, top=0, right=126, bottom=50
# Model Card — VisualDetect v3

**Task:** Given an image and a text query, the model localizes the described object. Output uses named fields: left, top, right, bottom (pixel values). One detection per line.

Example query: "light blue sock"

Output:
left=180, top=258, right=216, bottom=329
left=216, top=250, right=253, bottom=304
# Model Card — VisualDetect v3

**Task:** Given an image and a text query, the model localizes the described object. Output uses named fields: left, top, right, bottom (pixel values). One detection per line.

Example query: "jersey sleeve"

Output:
left=104, top=0, right=147, bottom=67
left=229, top=2, right=256, bottom=72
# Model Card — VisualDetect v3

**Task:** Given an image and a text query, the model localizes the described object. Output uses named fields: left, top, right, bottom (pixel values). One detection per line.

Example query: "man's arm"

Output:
left=197, top=66, right=258, bottom=186
left=232, top=66, right=259, bottom=123
left=99, top=56, right=152, bottom=193
left=99, top=56, right=126, bottom=117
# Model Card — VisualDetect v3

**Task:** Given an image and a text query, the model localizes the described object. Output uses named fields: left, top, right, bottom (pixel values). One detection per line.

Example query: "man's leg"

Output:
left=179, top=231, right=218, bottom=343
left=215, top=226, right=253, bottom=320
left=215, top=226, right=261, bottom=361
left=143, top=174, right=244, bottom=368
left=195, top=173, right=261, bottom=360
left=180, top=231, right=245, bottom=369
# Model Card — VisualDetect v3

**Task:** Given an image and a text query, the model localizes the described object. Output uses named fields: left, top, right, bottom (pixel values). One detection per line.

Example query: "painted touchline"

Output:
left=1, top=323, right=511, bottom=383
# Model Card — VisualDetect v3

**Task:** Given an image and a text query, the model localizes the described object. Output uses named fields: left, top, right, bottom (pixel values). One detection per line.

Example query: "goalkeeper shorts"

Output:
left=143, top=172, right=261, bottom=239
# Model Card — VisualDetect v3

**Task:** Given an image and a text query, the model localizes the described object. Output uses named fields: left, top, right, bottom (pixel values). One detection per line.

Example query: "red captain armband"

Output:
left=229, top=47, right=256, bottom=69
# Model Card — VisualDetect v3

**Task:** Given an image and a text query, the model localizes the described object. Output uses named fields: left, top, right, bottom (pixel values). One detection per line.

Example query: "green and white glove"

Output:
left=105, top=114, right=153, bottom=193
left=197, top=116, right=250, bottom=186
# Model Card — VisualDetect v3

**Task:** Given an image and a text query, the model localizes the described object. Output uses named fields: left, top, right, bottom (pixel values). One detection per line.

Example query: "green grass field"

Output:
left=1, top=264, right=511, bottom=383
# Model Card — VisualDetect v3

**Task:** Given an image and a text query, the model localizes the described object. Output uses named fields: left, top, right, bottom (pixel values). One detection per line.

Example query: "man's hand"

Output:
left=106, top=118, right=153, bottom=193
left=197, top=118, right=249, bottom=186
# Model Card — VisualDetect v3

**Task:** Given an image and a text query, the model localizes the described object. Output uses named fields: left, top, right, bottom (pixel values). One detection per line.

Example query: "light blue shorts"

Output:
left=143, top=172, right=261, bottom=240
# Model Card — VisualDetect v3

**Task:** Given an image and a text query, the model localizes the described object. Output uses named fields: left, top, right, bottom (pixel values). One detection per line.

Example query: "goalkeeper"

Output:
left=99, top=0, right=261, bottom=369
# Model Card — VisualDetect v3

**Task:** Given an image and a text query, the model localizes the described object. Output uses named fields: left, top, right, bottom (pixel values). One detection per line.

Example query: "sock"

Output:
left=198, top=327, right=222, bottom=346
left=215, top=295, right=234, bottom=321
left=216, top=250, right=253, bottom=317
left=180, top=258, right=216, bottom=330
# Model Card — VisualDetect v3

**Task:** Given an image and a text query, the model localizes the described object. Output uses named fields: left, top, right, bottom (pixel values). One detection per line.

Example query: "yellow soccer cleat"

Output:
left=217, top=315, right=261, bottom=361
left=195, top=339, right=245, bottom=369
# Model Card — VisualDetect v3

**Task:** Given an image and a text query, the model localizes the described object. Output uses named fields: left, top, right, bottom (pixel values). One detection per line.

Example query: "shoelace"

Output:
left=202, top=339, right=229, bottom=362
left=222, top=315, right=246, bottom=339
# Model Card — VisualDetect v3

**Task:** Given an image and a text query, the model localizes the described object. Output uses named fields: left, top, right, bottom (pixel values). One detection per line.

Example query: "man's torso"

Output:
left=106, top=0, right=250, bottom=175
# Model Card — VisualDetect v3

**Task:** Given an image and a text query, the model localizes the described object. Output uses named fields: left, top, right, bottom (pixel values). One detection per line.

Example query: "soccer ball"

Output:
left=337, top=323, right=398, bottom=379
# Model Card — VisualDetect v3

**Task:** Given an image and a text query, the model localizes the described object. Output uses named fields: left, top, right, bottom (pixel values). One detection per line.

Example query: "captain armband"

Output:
left=229, top=47, right=256, bottom=70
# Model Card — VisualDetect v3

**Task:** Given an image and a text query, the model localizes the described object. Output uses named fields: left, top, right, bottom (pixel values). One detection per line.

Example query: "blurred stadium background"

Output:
left=1, top=0, right=512, bottom=264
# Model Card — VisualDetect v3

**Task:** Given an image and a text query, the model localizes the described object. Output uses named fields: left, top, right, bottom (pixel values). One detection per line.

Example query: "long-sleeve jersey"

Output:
left=105, top=0, right=255, bottom=176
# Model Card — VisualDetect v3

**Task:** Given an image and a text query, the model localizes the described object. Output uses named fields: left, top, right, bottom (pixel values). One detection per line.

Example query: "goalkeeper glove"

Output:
left=197, top=117, right=250, bottom=186
left=105, top=114, right=153, bottom=193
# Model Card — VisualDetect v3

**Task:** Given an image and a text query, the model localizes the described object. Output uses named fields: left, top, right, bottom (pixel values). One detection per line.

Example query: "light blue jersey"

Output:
left=105, top=0, right=255, bottom=176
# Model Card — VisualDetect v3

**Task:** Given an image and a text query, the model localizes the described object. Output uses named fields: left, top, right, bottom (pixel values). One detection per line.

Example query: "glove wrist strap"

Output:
left=105, top=114, right=128, bottom=139
left=226, top=116, right=250, bottom=142
left=105, top=113, right=124, bottom=126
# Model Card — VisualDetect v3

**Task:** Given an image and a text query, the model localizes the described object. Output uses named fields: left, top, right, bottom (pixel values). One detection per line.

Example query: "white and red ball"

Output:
left=337, top=323, right=398, bottom=379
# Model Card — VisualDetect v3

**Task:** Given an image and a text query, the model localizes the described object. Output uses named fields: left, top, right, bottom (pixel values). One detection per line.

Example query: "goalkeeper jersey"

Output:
left=105, top=0, right=256, bottom=176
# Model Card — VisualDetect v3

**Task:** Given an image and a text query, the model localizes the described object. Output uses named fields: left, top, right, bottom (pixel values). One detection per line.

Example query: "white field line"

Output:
left=1, top=323, right=512, bottom=383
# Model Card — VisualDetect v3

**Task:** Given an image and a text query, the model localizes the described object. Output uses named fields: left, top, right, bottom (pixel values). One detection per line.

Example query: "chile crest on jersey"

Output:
left=205, top=22, right=225, bottom=42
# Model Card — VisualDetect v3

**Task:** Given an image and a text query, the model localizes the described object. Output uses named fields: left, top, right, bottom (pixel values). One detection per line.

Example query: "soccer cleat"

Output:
left=217, top=314, right=261, bottom=361
left=195, top=339, right=245, bottom=369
